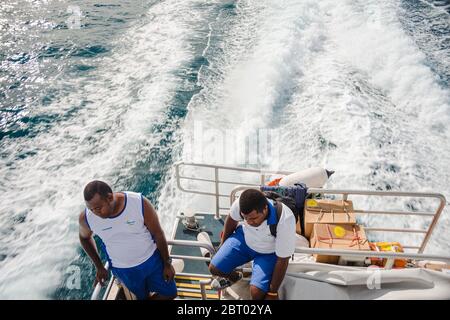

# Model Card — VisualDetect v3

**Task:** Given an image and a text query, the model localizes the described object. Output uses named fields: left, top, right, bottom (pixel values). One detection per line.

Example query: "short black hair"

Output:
left=239, top=189, right=267, bottom=215
left=83, top=180, right=113, bottom=201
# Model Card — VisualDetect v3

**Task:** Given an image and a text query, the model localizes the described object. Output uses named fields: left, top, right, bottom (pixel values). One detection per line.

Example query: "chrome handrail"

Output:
left=167, top=239, right=216, bottom=257
left=230, top=186, right=446, bottom=255
left=167, top=239, right=216, bottom=300
left=102, top=275, right=116, bottom=300
left=230, top=186, right=259, bottom=204
left=199, top=278, right=213, bottom=300
left=306, top=188, right=446, bottom=253
left=294, top=247, right=450, bottom=264
left=173, top=161, right=447, bottom=262
left=175, top=161, right=292, bottom=218
left=90, top=261, right=109, bottom=300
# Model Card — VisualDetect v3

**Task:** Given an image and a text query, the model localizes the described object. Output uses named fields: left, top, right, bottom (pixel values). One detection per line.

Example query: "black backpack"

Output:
left=260, top=184, right=307, bottom=237
left=263, top=192, right=296, bottom=237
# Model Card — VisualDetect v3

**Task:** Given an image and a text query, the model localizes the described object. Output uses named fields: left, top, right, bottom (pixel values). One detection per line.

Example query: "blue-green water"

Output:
left=1, top=0, right=449, bottom=299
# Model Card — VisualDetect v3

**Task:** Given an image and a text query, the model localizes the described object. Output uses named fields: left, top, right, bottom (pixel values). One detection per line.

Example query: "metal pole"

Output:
left=199, top=278, right=212, bottom=300
left=90, top=261, right=109, bottom=300
left=215, top=167, right=220, bottom=219
left=419, top=194, right=447, bottom=253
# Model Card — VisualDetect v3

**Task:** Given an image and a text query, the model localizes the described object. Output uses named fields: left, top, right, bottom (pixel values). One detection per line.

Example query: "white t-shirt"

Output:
left=229, top=198, right=296, bottom=258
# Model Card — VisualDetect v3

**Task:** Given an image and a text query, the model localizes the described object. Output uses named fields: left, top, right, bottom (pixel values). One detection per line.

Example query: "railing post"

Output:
left=175, top=162, right=183, bottom=192
left=419, top=194, right=447, bottom=253
left=102, top=276, right=116, bottom=300
left=174, top=162, right=447, bottom=256
left=215, top=167, right=220, bottom=219
left=384, top=259, right=394, bottom=270
left=199, top=278, right=212, bottom=300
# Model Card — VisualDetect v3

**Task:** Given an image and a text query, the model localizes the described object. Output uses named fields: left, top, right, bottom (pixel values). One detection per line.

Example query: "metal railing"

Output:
left=308, top=188, right=446, bottom=254
left=230, top=186, right=446, bottom=254
left=167, top=239, right=216, bottom=300
left=174, top=161, right=450, bottom=269
left=175, top=161, right=292, bottom=219
left=90, top=261, right=110, bottom=300
left=294, top=247, right=450, bottom=268
left=167, top=239, right=216, bottom=262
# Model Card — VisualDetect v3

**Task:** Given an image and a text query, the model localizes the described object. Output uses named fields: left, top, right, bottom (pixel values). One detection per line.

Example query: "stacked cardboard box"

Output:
left=304, top=199, right=356, bottom=239
left=305, top=199, right=373, bottom=264
left=305, top=199, right=413, bottom=267
left=309, top=223, right=370, bottom=264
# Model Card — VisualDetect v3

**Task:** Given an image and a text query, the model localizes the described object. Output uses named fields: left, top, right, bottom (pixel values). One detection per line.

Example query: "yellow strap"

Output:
left=177, top=291, right=219, bottom=299
left=176, top=282, right=213, bottom=290
left=175, top=275, right=211, bottom=281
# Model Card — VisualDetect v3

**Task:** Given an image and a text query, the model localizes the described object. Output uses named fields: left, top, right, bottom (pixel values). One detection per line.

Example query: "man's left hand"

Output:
left=163, top=264, right=175, bottom=282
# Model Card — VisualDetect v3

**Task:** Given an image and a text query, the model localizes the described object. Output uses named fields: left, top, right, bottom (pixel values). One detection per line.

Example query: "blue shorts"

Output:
left=111, top=249, right=177, bottom=300
left=210, top=226, right=278, bottom=293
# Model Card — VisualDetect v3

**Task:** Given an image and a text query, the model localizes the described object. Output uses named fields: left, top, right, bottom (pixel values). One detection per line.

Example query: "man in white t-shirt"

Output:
left=209, top=189, right=296, bottom=300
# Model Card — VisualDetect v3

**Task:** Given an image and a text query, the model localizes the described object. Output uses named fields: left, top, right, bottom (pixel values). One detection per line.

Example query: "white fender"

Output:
left=172, top=259, right=185, bottom=273
left=197, top=231, right=213, bottom=258
left=279, top=167, right=334, bottom=188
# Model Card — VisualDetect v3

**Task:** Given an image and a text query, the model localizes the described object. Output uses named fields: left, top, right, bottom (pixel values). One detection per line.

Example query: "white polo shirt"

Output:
left=229, top=198, right=296, bottom=258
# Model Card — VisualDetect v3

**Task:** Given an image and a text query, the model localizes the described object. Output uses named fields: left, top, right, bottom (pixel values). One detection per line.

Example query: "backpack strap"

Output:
left=269, top=200, right=283, bottom=237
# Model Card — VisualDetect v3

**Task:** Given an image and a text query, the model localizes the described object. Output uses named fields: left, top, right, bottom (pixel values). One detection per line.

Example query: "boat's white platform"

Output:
left=281, top=264, right=450, bottom=299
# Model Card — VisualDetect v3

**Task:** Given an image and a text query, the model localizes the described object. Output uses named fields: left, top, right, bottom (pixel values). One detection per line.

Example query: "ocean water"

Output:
left=0, top=0, right=449, bottom=299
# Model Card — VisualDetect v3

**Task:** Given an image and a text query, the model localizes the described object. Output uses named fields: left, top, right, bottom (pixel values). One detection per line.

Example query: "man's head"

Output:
left=84, top=180, right=115, bottom=218
left=239, top=189, right=268, bottom=227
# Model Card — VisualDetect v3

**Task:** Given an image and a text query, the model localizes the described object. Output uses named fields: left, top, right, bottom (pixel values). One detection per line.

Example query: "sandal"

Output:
left=211, top=272, right=243, bottom=290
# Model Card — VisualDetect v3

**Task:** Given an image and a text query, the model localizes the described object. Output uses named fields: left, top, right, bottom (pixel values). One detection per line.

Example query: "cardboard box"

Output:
left=304, top=199, right=356, bottom=239
left=310, top=223, right=370, bottom=264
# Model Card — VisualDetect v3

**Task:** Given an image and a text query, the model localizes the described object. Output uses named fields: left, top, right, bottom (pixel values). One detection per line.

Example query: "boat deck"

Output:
left=170, top=212, right=226, bottom=299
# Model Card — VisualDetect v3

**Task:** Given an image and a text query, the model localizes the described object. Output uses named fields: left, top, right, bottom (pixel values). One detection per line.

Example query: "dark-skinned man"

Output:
left=78, top=180, right=177, bottom=300
left=209, top=189, right=296, bottom=300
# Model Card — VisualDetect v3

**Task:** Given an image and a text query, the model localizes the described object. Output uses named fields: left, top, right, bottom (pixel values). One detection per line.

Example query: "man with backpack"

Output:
left=209, top=188, right=297, bottom=300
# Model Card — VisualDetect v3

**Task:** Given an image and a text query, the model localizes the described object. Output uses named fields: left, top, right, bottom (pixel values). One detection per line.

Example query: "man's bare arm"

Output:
left=142, top=197, right=174, bottom=281
left=268, top=257, right=290, bottom=297
left=78, top=211, right=108, bottom=286
left=220, top=215, right=239, bottom=246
